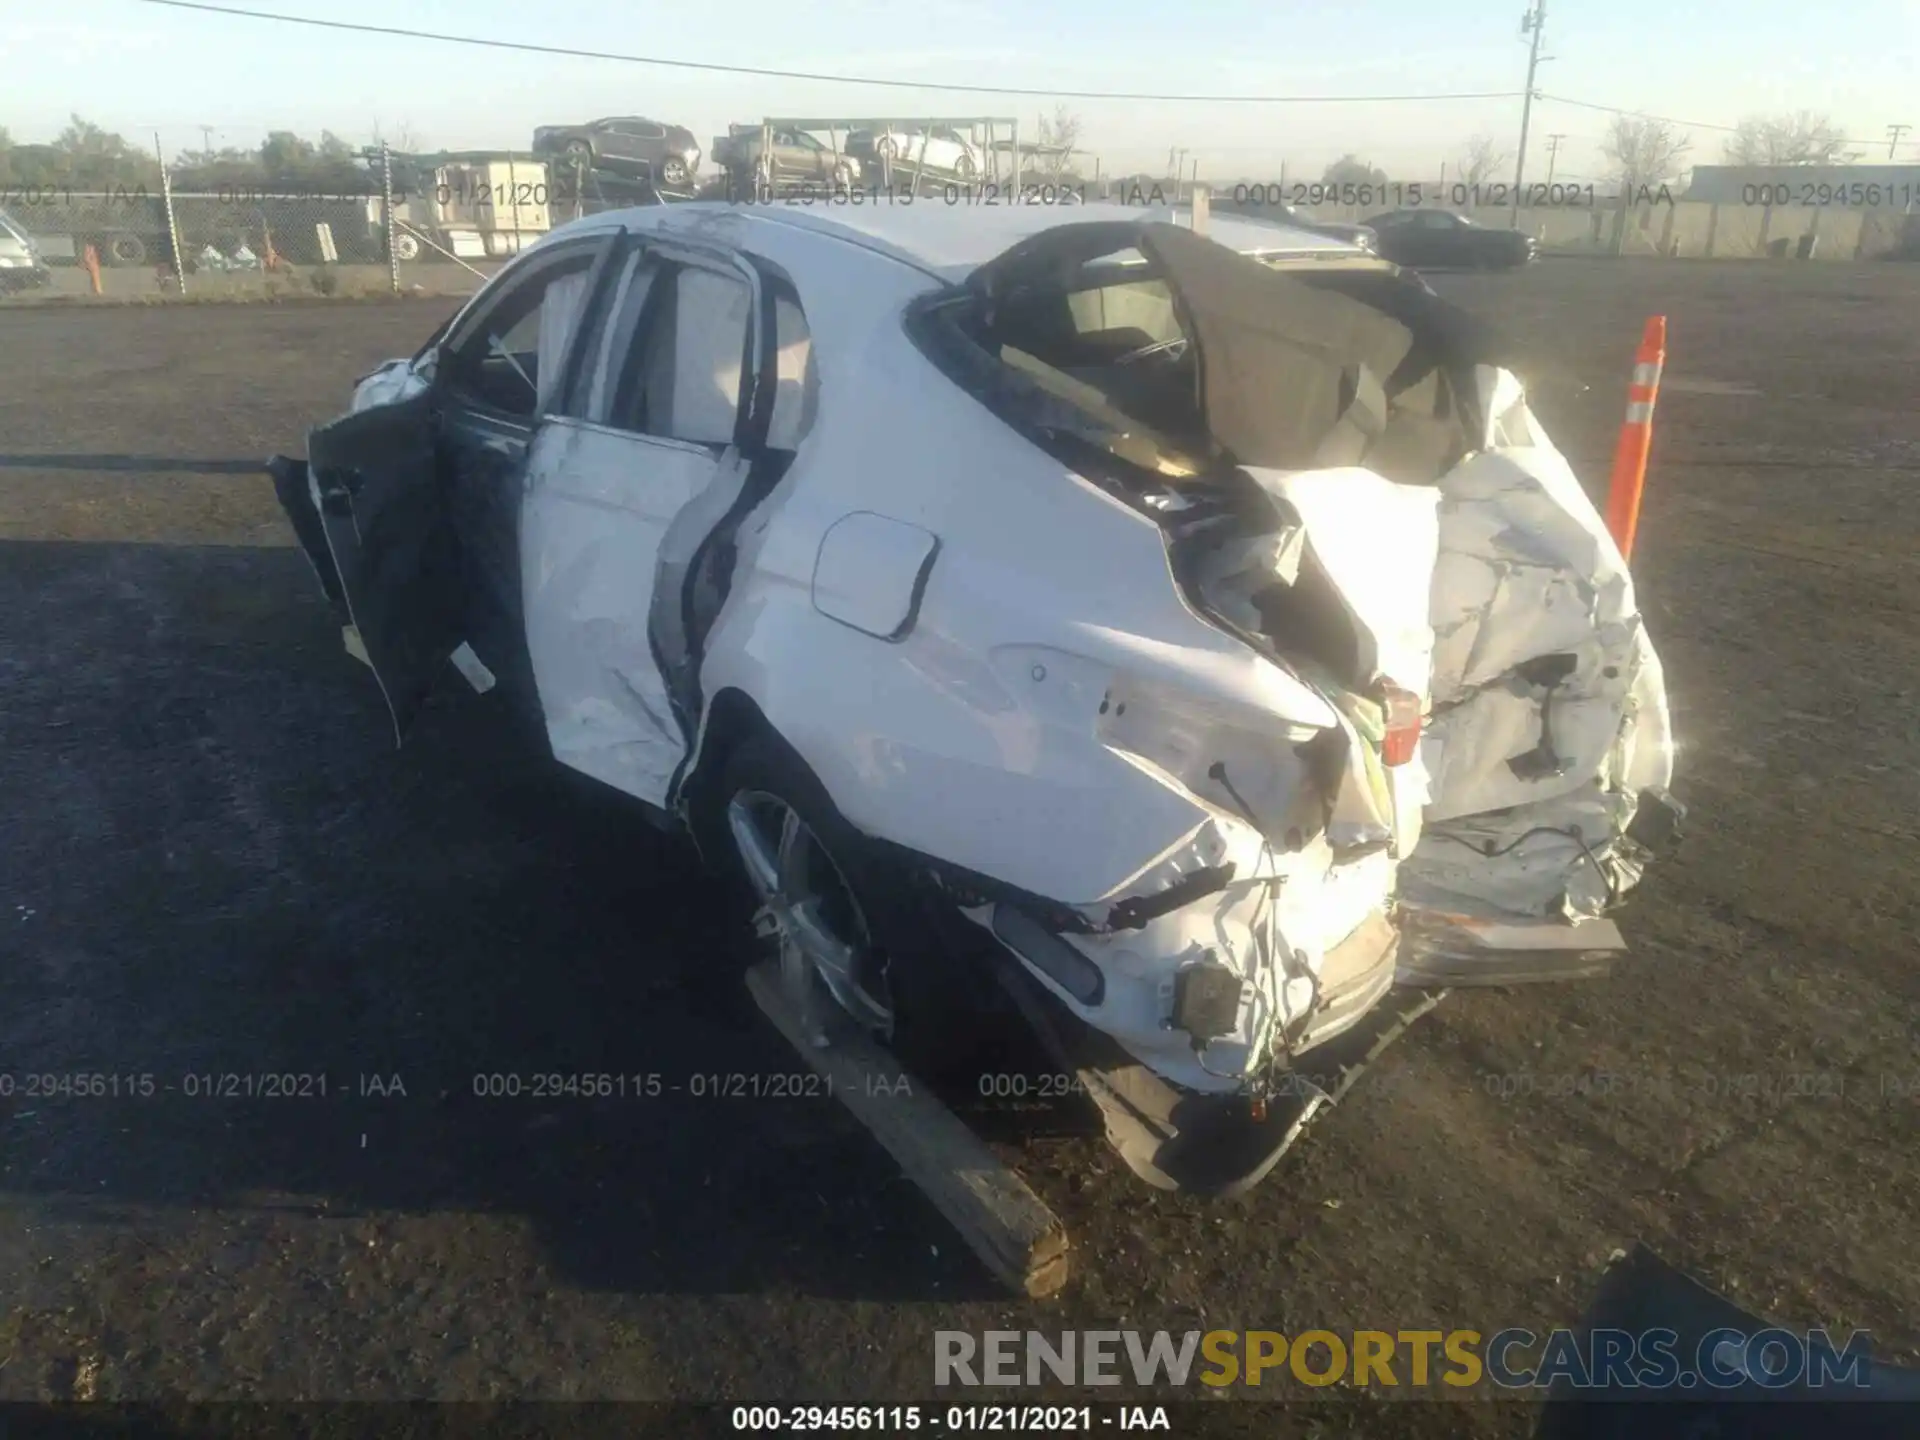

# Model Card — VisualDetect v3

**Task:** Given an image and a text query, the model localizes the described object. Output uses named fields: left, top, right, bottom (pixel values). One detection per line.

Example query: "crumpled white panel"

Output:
left=1243, top=466, right=1441, bottom=694
left=1405, top=373, right=1675, bottom=919
left=520, top=421, right=725, bottom=807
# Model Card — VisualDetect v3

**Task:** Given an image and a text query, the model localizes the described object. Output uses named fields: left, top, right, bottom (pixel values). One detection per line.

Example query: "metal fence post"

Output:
left=382, top=140, right=399, bottom=294
left=156, top=133, right=186, bottom=295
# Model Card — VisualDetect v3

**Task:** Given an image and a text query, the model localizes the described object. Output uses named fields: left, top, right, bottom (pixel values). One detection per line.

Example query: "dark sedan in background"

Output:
left=1360, top=209, right=1538, bottom=270
left=1269, top=201, right=1377, bottom=251
left=532, top=117, right=701, bottom=186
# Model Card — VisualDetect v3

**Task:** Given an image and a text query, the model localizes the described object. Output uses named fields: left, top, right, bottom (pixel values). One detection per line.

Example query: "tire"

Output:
left=953, top=151, right=977, bottom=179
left=391, top=232, right=421, bottom=263
left=831, top=161, right=855, bottom=188
left=563, top=139, right=594, bottom=172
left=104, top=232, right=146, bottom=267
left=697, top=734, right=978, bottom=1078
left=660, top=156, right=690, bottom=186
left=874, top=136, right=898, bottom=161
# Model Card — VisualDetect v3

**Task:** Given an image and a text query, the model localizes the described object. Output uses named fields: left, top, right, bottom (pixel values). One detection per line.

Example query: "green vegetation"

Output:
left=0, top=116, right=372, bottom=191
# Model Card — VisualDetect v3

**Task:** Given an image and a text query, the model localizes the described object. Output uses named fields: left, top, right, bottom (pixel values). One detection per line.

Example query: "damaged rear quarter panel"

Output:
left=686, top=223, right=1339, bottom=911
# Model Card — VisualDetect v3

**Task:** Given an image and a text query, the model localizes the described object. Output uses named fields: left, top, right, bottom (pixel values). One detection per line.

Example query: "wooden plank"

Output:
left=745, top=960, right=1069, bottom=1298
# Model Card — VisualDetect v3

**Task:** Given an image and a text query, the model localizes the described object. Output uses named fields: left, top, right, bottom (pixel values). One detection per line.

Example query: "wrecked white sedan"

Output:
left=271, top=201, right=1681, bottom=1196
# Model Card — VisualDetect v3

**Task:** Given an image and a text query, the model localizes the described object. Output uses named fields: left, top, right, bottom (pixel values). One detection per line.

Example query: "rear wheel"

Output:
left=661, top=155, right=690, bottom=186
left=701, top=735, right=975, bottom=1077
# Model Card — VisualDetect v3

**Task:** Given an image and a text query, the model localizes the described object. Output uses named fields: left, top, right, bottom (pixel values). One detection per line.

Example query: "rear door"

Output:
left=520, top=237, right=801, bottom=805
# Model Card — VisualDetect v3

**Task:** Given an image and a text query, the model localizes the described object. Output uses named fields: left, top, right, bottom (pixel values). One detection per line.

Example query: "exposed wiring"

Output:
left=129, top=0, right=1528, bottom=104
left=1203, top=761, right=1322, bottom=1081
left=1424, top=824, right=1619, bottom=907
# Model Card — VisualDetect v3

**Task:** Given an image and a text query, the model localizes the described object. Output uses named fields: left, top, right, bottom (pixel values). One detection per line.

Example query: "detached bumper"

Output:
left=993, top=948, right=1445, bottom=1197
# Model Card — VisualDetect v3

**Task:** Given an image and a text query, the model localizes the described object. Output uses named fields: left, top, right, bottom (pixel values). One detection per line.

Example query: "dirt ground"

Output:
left=3, top=261, right=1918, bottom=1434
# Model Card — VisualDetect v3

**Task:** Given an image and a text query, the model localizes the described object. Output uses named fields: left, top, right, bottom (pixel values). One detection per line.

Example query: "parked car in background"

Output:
left=268, top=201, right=1678, bottom=1198
left=1360, top=209, right=1538, bottom=270
left=847, top=124, right=984, bottom=178
left=533, top=118, right=701, bottom=187
left=0, top=207, right=53, bottom=291
left=712, top=125, right=860, bottom=187
left=1267, top=202, right=1376, bottom=250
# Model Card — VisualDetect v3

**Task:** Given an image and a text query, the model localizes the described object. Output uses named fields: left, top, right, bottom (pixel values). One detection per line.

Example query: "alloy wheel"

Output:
left=726, top=789, right=894, bottom=1038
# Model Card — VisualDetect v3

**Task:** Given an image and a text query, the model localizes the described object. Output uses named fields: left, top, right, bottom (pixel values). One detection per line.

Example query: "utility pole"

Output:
left=1544, top=133, right=1566, bottom=186
left=200, top=125, right=214, bottom=156
left=1509, top=0, right=1548, bottom=229
left=1887, top=123, right=1911, bottom=159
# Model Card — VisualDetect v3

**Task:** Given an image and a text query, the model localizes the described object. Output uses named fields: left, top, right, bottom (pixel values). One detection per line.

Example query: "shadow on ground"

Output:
left=0, top=537, right=1096, bottom=1306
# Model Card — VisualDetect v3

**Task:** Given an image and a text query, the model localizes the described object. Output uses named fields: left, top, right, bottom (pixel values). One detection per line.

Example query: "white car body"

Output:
left=861, top=126, right=985, bottom=176
left=275, top=201, right=1679, bottom=1190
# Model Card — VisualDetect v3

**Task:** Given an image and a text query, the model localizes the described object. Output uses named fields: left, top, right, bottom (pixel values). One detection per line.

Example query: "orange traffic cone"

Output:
left=1604, top=316, right=1666, bottom=563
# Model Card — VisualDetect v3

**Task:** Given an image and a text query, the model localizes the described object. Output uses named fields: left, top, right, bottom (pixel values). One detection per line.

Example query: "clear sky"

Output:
left=4, top=0, right=1916, bottom=183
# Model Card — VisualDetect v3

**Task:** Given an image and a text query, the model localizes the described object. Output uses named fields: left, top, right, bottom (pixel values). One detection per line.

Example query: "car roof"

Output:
left=590, top=199, right=1359, bottom=283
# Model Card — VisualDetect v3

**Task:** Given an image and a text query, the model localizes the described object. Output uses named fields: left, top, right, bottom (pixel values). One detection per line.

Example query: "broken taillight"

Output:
left=1381, top=685, right=1423, bottom=767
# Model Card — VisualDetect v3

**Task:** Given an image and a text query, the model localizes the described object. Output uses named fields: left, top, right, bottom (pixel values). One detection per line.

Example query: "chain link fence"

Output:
left=7, top=145, right=1918, bottom=304
left=1, top=144, right=676, bottom=302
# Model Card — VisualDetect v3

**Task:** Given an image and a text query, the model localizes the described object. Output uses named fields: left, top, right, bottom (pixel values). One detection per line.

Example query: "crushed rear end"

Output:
left=905, top=219, right=1680, bottom=1191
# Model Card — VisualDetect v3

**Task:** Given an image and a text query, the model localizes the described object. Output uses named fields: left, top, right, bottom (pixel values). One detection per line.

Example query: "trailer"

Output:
left=384, top=153, right=556, bottom=262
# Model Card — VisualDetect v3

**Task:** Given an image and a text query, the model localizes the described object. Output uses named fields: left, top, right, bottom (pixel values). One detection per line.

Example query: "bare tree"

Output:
left=1457, top=133, right=1511, bottom=186
left=1034, top=105, right=1082, bottom=177
left=371, top=121, right=425, bottom=156
left=1600, top=115, right=1692, bottom=191
left=1722, top=111, right=1854, bottom=166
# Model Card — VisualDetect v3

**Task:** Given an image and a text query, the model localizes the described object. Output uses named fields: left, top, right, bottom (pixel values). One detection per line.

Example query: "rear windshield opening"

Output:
left=955, top=250, right=1215, bottom=478
left=946, top=236, right=1482, bottom=492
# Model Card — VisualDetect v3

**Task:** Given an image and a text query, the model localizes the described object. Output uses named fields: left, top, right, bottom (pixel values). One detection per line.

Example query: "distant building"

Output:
left=1684, top=164, right=1920, bottom=209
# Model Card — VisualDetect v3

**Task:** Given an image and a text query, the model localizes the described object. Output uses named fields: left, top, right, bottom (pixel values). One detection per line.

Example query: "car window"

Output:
left=441, top=246, right=601, bottom=421
left=766, top=294, right=818, bottom=451
left=601, top=262, right=753, bottom=446
left=1417, top=211, right=1456, bottom=229
left=1065, top=278, right=1179, bottom=346
left=793, top=132, right=824, bottom=151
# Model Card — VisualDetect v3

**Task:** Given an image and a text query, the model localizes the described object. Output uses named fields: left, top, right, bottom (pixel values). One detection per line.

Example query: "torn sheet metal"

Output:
left=349, top=358, right=429, bottom=413
left=1403, top=373, right=1675, bottom=921
left=520, top=419, right=731, bottom=808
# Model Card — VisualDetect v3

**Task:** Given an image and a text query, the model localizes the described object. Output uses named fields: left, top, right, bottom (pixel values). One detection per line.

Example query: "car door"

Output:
left=1431, top=211, right=1475, bottom=266
left=519, top=237, right=802, bottom=807
left=593, top=120, right=640, bottom=168
left=431, top=235, right=616, bottom=709
left=295, top=389, right=465, bottom=744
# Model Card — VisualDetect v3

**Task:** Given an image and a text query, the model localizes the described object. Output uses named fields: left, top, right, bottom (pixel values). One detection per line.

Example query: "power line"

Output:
left=129, top=0, right=1526, bottom=104
left=1539, top=94, right=1746, bottom=135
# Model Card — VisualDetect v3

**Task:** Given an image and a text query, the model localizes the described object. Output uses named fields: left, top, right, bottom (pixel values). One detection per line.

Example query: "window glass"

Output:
left=603, top=263, right=752, bottom=446
left=443, top=248, right=598, bottom=420
left=766, top=294, right=818, bottom=451
left=1066, top=278, right=1178, bottom=343
left=571, top=250, right=660, bottom=420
